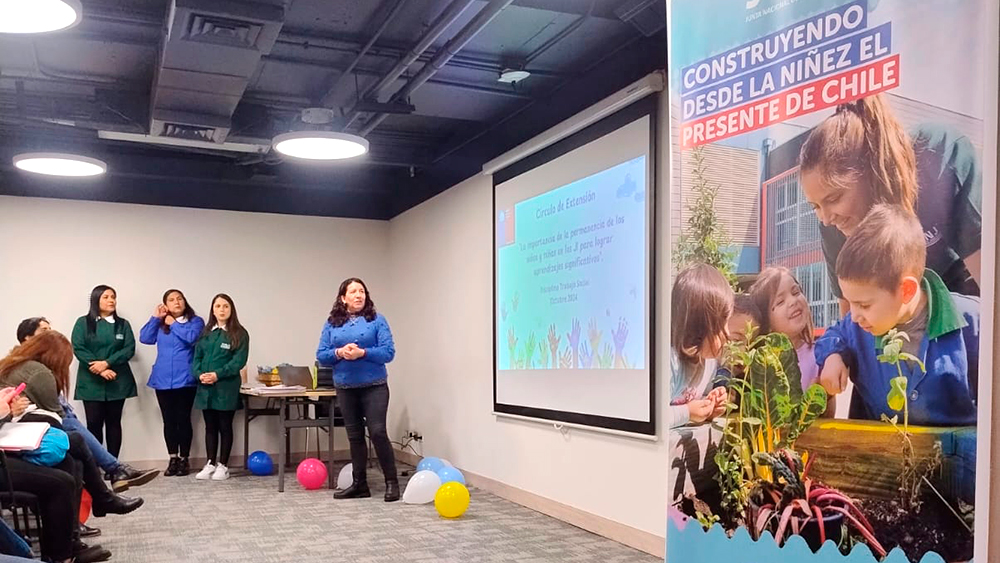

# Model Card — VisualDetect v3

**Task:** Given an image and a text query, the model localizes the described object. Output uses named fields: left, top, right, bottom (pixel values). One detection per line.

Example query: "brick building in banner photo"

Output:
left=671, top=92, right=984, bottom=329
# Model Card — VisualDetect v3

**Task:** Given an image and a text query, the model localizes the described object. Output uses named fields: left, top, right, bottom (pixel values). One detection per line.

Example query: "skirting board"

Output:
left=394, top=448, right=665, bottom=558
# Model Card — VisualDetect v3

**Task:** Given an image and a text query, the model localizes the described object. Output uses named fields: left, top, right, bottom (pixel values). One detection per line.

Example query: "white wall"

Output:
left=382, top=92, right=671, bottom=538
left=0, top=195, right=389, bottom=464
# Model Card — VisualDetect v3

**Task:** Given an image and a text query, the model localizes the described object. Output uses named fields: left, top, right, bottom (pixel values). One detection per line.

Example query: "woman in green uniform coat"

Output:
left=71, top=285, right=137, bottom=458
left=193, top=293, right=249, bottom=481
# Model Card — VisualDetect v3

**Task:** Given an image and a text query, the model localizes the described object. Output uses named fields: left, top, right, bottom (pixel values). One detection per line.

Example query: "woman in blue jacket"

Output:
left=139, top=289, right=205, bottom=477
left=317, top=278, right=399, bottom=502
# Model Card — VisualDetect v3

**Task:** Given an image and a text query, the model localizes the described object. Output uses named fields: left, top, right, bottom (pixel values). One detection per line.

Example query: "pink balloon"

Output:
left=296, top=458, right=328, bottom=490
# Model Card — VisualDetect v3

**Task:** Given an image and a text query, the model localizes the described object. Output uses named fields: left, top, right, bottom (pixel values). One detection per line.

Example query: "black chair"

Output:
left=0, top=451, right=42, bottom=553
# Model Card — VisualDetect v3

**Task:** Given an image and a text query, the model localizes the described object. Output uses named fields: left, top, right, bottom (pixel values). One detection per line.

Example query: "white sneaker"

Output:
left=211, top=464, right=230, bottom=481
left=195, top=463, right=216, bottom=480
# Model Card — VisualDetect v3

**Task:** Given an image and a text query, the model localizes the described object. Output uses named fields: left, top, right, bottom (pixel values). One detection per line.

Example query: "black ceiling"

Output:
left=0, top=0, right=666, bottom=219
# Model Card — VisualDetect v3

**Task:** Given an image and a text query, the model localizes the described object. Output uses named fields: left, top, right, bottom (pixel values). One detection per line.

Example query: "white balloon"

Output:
left=440, top=458, right=453, bottom=467
left=337, top=463, right=353, bottom=490
left=402, top=470, right=442, bottom=504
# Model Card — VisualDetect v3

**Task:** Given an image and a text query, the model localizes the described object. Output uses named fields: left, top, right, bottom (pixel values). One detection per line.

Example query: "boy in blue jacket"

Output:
left=816, top=204, right=979, bottom=426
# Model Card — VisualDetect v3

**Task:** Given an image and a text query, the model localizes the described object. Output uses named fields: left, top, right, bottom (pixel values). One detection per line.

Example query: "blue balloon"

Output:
left=436, top=466, right=466, bottom=485
left=247, top=450, right=274, bottom=476
left=416, top=457, right=445, bottom=473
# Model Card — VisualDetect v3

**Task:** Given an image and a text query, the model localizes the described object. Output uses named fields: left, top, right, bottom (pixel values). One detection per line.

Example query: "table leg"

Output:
left=278, top=397, right=286, bottom=493
left=285, top=400, right=291, bottom=466
left=243, top=396, right=250, bottom=470
left=328, top=396, right=335, bottom=489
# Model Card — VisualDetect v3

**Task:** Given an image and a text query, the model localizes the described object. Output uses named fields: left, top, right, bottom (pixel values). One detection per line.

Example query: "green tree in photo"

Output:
left=674, top=145, right=738, bottom=288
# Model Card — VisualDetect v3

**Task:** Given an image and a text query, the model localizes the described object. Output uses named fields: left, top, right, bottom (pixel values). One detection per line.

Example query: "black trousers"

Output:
left=2, top=456, right=77, bottom=560
left=337, top=384, right=397, bottom=485
left=66, top=431, right=115, bottom=509
left=155, top=388, right=196, bottom=458
left=203, top=410, right=235, bottom=466
left=82, top=399, right=126, bottom=458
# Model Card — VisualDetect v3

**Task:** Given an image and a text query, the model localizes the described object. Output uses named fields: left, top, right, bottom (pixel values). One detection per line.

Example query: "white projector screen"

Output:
left=493, top=98, right=656, bottom=436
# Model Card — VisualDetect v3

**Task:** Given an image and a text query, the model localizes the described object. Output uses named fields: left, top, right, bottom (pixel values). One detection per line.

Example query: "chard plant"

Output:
left=713, top=325, right=828, bottom=526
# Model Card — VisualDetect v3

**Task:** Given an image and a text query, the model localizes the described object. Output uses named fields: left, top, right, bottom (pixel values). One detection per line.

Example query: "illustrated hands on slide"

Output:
left=567, top=318, right=581, bottom=368
left=514, top=350, right=526, bottom=370
left=512, top=291, right=520, bottom=313
left=558, top=347, right=573, bottom=369
left=587, top=318, right=602, bottom=355
left=612, top=318, right=629, bottom=368
left=506, top=328, right=518, bottom=367
left=547, top=325, right=560, bottom=368
left=579, top=341, right=594, bottom=369
left=500, top=301, right=508, bottom=322
left=598, top=343, right=614, bottom=369
left=537, top=340, right=549, bottom=370
left=524, top=332, right=537, bottom=369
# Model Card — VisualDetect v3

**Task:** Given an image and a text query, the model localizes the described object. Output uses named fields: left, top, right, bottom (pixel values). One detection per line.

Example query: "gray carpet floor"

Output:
left=91, top=465, right=660, bottom=562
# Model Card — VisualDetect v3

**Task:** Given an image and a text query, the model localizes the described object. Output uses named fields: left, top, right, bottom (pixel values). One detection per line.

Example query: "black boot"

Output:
left=92, top=493, right=144, bottom=517
left=334, top=481, right=371, bottom=499
left=111, top=464, right=160, bottom=490
left=79, top=522, right=101, bottom=538
left=164, top=457, right=179, bottom=477
left=176, top=457, right=191, bottom=476
left=384, top=481, right=400, bottom=502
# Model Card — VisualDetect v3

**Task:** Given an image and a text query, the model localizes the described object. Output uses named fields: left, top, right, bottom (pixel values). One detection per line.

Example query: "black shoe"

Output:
left=73, top=541, right=111, bottom=563
left=164, top=457, right=179, bottom=477
left=112, top=464, right=159, bottom=490
left=176, top=458, right=190, bottom=476
left=92, top=494, right=143, bottom=517
left=79, top=523, right=101, bottom=538
left=384, top=481, right=400, bottom=502
left=334, top=481, right=371, bottom=499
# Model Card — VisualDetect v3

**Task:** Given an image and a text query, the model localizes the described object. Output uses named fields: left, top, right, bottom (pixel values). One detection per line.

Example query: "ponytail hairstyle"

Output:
left=800, top=95, right=918, bottom=214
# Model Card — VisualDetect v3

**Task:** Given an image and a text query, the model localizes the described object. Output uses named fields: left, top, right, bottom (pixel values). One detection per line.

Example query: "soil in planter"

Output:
left=859, top=497, right=973, bottom=562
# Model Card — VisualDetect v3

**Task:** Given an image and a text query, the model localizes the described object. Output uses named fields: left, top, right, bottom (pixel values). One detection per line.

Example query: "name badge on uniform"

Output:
left=115, top=334, right=125, bottom=340
left=221, top=342, right=231, bottom=350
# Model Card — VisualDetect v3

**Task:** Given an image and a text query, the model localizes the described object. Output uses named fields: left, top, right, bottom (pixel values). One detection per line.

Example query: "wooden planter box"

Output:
left=795, top=420, right=976, bottom=503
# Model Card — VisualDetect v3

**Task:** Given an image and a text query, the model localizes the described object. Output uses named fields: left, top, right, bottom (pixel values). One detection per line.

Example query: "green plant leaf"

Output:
left=786, top=384, right=828, bottom=446
left=887, top=376, right=908, bottom=412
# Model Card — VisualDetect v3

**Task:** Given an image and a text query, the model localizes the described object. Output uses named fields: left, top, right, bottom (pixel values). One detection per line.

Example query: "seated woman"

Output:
left=0, top=331, right=144, bottom=559
left=0, top=386, right=81, bottom=562
left=17, top=317, right=158, bottom=492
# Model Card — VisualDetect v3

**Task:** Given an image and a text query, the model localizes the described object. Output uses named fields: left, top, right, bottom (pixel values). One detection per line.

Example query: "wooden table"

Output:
left=240, top=387, right=337, bottom=492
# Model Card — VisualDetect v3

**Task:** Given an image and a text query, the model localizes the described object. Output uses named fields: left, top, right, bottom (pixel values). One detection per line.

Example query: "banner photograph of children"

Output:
left=666, top=1, right=996, bottom=563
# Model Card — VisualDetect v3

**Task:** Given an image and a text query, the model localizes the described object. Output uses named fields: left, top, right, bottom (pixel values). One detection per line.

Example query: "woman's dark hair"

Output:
left=328, top=277, right=377, bottom=327
left=203, top=293, right=245, bottom=348
left=85, top=285, right=120, bottom=336
left=16, top=317, right=48, bottom=344
left=161, top=289, right=197, bottom=335
left=799, top=95, right=917, bottom=214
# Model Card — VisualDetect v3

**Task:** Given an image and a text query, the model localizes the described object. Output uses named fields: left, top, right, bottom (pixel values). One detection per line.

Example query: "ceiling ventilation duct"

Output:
left=614, top=0, right=666, bottom=37
left=149, top=0, right=284, bottom=143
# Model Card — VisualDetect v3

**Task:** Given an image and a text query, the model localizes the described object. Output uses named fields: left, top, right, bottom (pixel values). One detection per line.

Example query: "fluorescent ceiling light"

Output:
left=13, top=152, right=107, bottom=177
left=0, top=0, right=82, bottom=34
left=498, top=69, right=530, bottom=84
left=272, top=131, right=369, bottom=161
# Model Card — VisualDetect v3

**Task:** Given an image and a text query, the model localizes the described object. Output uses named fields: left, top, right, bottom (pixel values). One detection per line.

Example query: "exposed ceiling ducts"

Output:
left=150, top=0, right=285, bottom=143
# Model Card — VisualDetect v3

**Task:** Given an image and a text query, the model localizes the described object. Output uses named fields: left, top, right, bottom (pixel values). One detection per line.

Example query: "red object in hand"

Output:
left=9, top=383, right=25, bottom=402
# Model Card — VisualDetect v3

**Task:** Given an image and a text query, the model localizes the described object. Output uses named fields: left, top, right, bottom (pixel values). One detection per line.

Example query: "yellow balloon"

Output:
left=434, top=482, right=470, bottom=518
